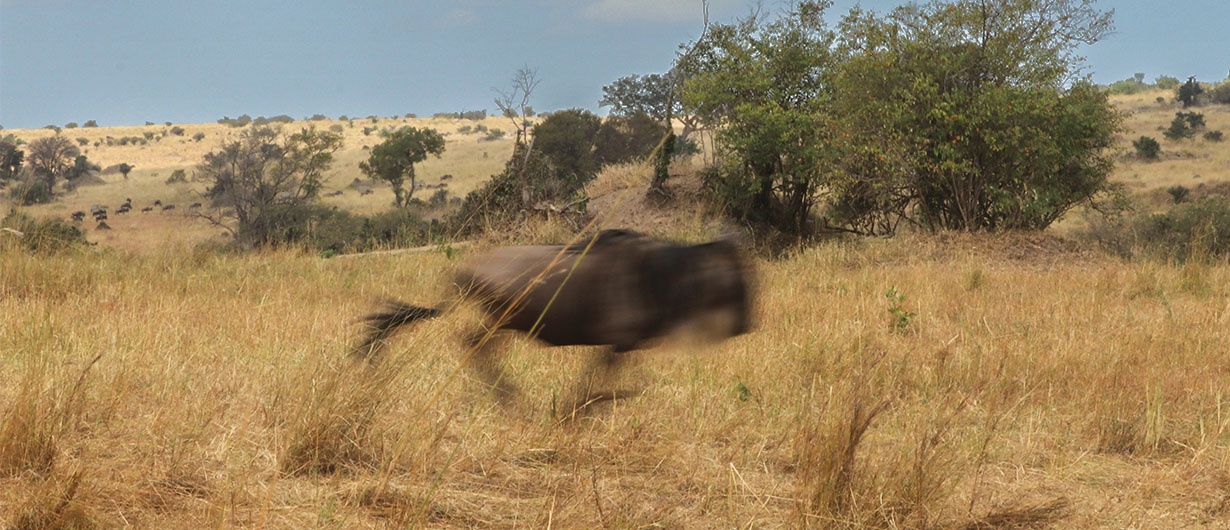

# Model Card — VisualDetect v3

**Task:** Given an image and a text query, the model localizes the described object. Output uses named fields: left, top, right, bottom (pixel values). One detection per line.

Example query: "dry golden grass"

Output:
left=1109, top=90, right=1230, bottom=197
left=4, top=95, right=1230, bottom=528
left=3, top=229, right=1230, bottom=529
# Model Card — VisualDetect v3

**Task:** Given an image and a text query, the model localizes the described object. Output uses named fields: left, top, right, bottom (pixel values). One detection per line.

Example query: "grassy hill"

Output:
left=5, top=89, right=1230, bottom=250
left=5, top=115, right=520, bottom=252
left=1103, top=91, right=1230, bottom=203
left=3, top=92, right=1230, bottom=529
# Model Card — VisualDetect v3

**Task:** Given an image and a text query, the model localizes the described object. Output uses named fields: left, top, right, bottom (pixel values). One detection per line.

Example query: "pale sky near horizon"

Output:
left=1, top=0, right=1226, bottom=130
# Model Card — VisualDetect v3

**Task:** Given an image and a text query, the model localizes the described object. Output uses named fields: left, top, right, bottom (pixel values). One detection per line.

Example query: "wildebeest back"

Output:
left=456, top=230, right=751, bottom=350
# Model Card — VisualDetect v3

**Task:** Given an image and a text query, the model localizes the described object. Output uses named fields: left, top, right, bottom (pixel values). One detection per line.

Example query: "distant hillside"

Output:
left=5, top=90, right=1230, bottom=251
left=4, top=115, right=521, bottom=252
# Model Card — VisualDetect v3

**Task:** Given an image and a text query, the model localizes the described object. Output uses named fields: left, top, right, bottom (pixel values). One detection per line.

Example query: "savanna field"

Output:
left=3, top=93, right=1230, bottom=528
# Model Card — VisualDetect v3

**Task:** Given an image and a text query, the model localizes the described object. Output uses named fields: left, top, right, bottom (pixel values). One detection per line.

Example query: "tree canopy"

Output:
left=359, top=126, right=446, bottom=208
left=199, top=126, right=342, bottom=247
left=676, top=0, right=1121, bottom=235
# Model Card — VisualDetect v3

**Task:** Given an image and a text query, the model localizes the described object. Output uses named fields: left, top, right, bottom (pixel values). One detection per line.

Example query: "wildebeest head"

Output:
left=456, top=229, right=753, bottom=351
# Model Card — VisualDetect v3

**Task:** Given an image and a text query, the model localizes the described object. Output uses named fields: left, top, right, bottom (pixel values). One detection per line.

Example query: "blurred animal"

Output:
left=352, top=229, right=753, bottom=412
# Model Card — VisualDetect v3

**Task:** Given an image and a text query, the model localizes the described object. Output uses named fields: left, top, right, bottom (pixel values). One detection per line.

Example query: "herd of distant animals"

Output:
left=66, top=176, right=454, bottom=231
left=68, top=198, right=201, bottom=230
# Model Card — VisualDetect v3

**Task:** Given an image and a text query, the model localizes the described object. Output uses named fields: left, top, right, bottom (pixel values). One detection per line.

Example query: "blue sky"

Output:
left=1, top=0, right=1226, bottom=129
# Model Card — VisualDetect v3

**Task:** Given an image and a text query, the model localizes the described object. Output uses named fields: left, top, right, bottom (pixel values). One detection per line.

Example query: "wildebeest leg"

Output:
left=462, top=327, right=520, bottom=405
left=564, top=345, right=637, bottom=419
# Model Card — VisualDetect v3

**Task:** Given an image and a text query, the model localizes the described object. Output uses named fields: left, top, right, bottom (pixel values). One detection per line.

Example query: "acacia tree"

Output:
left=25, top=135, right=78, bottom=190
left=199, top=126, right=342, bottom=246
left=359, top=126, right=445, bottom=208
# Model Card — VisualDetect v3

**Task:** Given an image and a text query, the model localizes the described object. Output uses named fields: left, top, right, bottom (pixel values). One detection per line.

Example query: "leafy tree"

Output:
left=679, top=1, right=840, bottom=232
left=1178, top=76, right=1203, bottom=108
left=359, top=126, right=446, bottom=208
left=0, top=139, right=23, bottom=185
left=592, top=112, right=668, bottom=167
left=1210, top=82, right=1230, bottom=105
left=602, top=71, right=704, bottom=145
left=680, top=0, right=1119, bottom=235
left=198, top=126, right=342, bottom=247
left=601, top=73, right=676, bottom=118
left=530, top=108, right=603, bottom=189
left=1106, top=74, right=1151, bottom=95
left=827, top=0, right=1118, bottom=233
left=25, top=135, right=79, bottom=192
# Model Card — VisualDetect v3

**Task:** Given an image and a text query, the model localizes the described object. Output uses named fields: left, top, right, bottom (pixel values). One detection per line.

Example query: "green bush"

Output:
left=1156, top=76, right=1180, bottom=90
left=1166, top=185, right=1189, bottom=204
left=1091, top=197, right=1230, bottom=262
left=8, top=179, right=54, bottom=205
left=1133, top=136, right=1161, bottom=159
left=1178, top=77, right=1204, bottom=108
left=1, top=211, right=88, bottom=253
left=1163, top=112, right=1203, bottom=141
left=1105, top=77, right=1149, bottom=95
left=1204, top=130, right=1224, bottom=142
left=1209, top=83, right=1230, bottom=105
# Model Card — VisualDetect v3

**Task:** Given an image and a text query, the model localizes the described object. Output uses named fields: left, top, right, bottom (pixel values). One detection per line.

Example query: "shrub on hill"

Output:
left=6, top=178, right=54, bottom=205
left=1155, top=75, right=1180, bottom=90
left=1089, top=197, right=1230, bottom=262
left=1177, top=77, right=1204, bottom=108
left=1, top=211, right=88, bottom=254
left=1105, top=75, right=1151, bottom=95
left=447, top=141, right=570, bottom=236
left=1133, top=136, right=1160, bottom=159
left=1163, top=112, right=1204, bottom=141
left=217, top=115, right=252, bottom=127
left=1209, top=83, right=1230, bottom=105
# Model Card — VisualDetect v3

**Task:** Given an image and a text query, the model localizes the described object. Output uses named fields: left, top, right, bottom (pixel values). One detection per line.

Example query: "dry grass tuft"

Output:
left=0, top=353, right=101, bottom=478
left=964, top=497, right=1072, bottom=529
left=277, top=359, right=405, bottom=476
left=9, top=469, right=97, bottom=530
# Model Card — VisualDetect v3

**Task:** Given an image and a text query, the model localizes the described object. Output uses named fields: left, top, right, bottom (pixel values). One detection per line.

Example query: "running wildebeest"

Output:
left=352, top=229, right=753, bottom=413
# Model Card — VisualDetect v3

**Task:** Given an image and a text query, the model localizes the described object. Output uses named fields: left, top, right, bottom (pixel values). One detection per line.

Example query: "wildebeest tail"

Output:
left=350, top=300, right=443, bottom=363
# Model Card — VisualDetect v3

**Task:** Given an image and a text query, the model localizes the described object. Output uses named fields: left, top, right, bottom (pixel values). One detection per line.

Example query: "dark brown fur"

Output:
left=351, top=229, right=753, bottom=410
